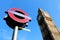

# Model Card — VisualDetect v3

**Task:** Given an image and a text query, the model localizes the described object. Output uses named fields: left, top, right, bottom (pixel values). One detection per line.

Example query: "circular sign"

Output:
left=8, top=8, right=29, bottom=23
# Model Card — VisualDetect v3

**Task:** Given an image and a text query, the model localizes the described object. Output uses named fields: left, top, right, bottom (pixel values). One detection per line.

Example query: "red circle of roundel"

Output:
left=8, top=8, right=29, bottom=23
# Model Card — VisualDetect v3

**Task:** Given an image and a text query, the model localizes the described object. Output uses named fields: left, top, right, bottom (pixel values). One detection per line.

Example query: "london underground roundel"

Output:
left=8, top=8, right=29, bottom=23
left=4, top=8, right=31, bottom=29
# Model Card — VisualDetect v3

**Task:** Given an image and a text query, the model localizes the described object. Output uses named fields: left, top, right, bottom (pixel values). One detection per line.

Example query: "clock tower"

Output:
left=37, top=8, right=60, bottom=40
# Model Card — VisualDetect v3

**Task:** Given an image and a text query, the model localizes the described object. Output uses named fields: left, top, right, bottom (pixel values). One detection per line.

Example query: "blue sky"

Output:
left=0, top=0, right=60, bottom=40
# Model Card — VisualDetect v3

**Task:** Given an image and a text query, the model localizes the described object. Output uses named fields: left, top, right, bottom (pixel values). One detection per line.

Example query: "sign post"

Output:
left=4, top=8, right=31, bottom=40
left=13, top=26, right=18, bottom=40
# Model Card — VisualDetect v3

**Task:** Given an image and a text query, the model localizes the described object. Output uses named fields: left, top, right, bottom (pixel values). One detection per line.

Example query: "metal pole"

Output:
left=12, top=26, right=18, bottom=40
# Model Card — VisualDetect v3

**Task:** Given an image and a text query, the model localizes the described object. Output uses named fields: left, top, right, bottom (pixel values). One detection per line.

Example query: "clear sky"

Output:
left=0, top=0, right=60, bottom=40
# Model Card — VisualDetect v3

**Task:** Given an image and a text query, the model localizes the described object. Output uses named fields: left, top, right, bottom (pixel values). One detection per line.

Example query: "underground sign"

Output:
left=4, top=8, right=31, bottom=29
left=8, top=8, right=30, bottom=23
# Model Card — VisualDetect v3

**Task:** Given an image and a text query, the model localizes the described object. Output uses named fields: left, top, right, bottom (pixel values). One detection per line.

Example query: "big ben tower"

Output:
left=37, top=8, right=60, bottom=40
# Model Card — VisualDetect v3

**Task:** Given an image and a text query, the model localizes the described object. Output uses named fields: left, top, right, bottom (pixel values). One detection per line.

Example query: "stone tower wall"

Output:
left=37, top=9, right=60, bottom=40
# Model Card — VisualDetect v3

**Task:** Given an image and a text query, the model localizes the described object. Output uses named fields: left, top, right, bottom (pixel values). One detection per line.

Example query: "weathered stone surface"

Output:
left=37, top=8, right=60, bottom=40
